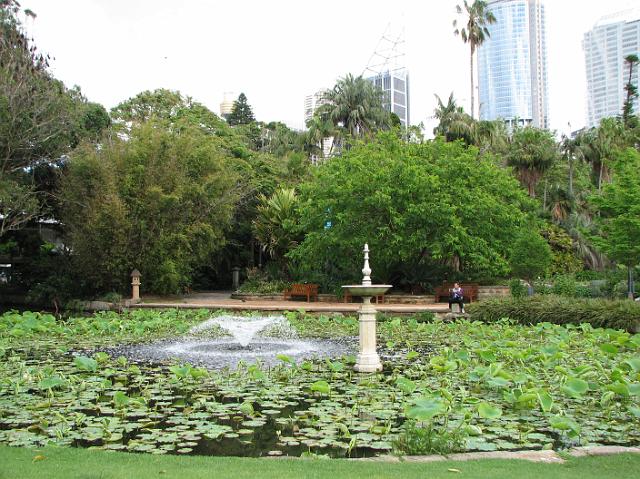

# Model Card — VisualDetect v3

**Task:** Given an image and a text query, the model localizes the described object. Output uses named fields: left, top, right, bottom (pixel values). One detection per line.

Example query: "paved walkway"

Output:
left=133, top=291, right=450, bottom=314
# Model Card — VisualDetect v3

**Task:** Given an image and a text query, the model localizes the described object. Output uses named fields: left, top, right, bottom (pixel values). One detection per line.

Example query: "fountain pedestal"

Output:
left=342, top=244, right=391, bottom=373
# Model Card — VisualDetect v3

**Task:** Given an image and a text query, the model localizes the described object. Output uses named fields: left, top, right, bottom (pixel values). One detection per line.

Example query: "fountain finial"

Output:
left=362, top=243, right=372, bottom=286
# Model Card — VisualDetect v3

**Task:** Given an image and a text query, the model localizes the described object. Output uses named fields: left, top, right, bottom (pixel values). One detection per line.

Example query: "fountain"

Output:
left=108, top=314, right=349, bottom=369
left=342, top=244, right=392, bottom=373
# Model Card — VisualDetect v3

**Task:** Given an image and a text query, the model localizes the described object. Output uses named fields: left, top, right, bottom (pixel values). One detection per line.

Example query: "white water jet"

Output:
left=190, top=315, right=286, bottom=347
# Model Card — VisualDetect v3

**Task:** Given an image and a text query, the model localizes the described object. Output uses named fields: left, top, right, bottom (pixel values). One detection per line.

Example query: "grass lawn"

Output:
left=0, top=446, right=639, bottom=479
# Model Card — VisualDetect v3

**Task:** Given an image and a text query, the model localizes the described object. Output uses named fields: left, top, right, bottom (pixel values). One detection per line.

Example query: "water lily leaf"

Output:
left=599, top=343, right=618, bottom=355
left=310, top=380, right=331, bottom=395
left=276, top=354, right=295, bottom=365
left=38, top=376, right=66, bottom=390
left=406, top=351, right=419, bottom=360
left=549, top=415, right=580, bottom=436
left=536, top=390, right=553, bottom=413
left=113, top=391, right=130, bottom=409
left=404, top=397, right=446, bottom=421
left=623, top=357, right=640, bottom=373
left=239, top=401, right=255, bottom=416
left=562, top=377, right=589, bottom=398
left=477, top=402, right=502, bottom=419
left=395, top=376, right=417, bottom=395
left=607, top=382, right=630, bottom=397
left=629, top=406, right=640, bottom=418
left=600, top=391, right=615, bottom=407
left=74, top=356, right=98, bottom=372
left=628, top=383, right=640, bottom=397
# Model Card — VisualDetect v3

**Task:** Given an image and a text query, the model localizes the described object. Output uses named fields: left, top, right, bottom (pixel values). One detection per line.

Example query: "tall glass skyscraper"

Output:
left=583, top=9, right=640, bottom=128
left=477, top=0, right=549, bottom=129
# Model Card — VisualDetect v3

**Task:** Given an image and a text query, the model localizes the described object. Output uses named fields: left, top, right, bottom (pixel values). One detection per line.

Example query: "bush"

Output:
left=237, top=268, right=290, bottom=294
left=509, top=278, right=527, bottom=298
left=551, top=275, right=577, bottom=297
left=467, top=296, right=640, bottom=331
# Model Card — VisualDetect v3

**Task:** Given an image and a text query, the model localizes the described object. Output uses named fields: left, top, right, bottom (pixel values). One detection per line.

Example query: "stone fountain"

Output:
left=342, top=244, right=392, bottom=373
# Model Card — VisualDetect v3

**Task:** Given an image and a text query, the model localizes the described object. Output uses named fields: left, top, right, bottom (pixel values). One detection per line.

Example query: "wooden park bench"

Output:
left=283, top=283, right=319, bottom=302
left=434, top=282, right=479, bottom=303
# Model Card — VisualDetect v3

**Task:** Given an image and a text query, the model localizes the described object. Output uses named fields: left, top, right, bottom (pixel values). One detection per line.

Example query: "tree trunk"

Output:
left=598, top=162, right=604, bottom=192
left=568, top=156, right=574, bottom=198
left=628, top=266, right=635, bottom=300
left=470, top=46, right=475, bottom=119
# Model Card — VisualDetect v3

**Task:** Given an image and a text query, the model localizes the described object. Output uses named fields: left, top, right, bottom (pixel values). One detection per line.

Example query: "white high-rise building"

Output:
left=304, top=90, right=329, bottom=126
left=583, top=8, right=640, bottom=128
left=477, top=0, right=549, bottom=129
left=367, top=69, right=410, bottom=126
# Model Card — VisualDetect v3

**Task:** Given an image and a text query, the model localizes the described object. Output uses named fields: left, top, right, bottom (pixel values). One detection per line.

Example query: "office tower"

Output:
left=367, top=69, right=410, bottom=126
left=583, top=8, right=640, bottom=128
left=477, top=0, right=549, bottom=129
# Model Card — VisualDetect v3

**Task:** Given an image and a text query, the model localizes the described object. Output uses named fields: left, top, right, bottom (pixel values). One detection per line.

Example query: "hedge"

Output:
left=467, top=296, right=640, bottom=332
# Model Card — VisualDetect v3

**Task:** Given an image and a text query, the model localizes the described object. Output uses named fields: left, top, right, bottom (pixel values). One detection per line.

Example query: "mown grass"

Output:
left=1, top=446, right=640, bottom=479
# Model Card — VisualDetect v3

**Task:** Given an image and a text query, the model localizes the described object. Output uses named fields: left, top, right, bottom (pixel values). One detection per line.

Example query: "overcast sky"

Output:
left=21, top=0, right=639, bottom=136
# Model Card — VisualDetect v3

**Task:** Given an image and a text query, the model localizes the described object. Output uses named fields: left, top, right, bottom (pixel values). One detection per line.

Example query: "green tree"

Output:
left=590, top=148, right=640, bottom=298
left=318, top=74, right=390, bottom=146
left=453, top=0, right=496, bottom=119
left=61, top=121, right=241, bottom=295
left=289, top=133, right=534, bottom=289
left=0, top=1, right=109, bottom=236
left=510, top=228, right=552, bottom=293
left=433, top=93, right=475, bottom=144
left=227, top=93, right=255, bottom=126
left=506, top=126, right=559, bottom=197
left=579, top=118, right=626, bottom=191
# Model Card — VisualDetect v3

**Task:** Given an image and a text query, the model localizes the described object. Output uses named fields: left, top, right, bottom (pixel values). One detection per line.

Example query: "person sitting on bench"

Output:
left=448, top=282, right=465, bottom=313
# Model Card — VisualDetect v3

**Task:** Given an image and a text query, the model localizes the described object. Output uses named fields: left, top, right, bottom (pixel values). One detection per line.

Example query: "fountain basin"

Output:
left=342, top=285, right=392, bottom=297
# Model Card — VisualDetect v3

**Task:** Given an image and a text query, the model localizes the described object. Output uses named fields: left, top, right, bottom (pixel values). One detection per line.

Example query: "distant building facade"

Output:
left=303, top=90, right=329, bottom=126
left=303, top=89, right=333, bottom=164
left=477, top=0, right=549, bottom=129
left=367, top=69, right=410, bottom=126
left=219, top=92, right=236, bottom=118
left=583, top=8, right=640, bottom=128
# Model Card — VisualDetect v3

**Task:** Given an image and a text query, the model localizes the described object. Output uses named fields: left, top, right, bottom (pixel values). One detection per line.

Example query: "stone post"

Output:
left=131, top=269, right=141, bottom=303
left=355, top=296, right=383, bottom=373
left=232, top=266, right=241, bottom=290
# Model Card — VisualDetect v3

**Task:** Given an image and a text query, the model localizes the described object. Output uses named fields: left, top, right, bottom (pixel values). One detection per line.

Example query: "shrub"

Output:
left=467, top=296, right=640, bottom=331
left=509, top=278, right=527, bottom=298
left=551, top=275, right=577, bottom=297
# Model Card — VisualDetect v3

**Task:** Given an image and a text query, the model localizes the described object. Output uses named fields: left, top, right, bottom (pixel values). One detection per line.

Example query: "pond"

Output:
left=0, top=309, right=639, bottom=458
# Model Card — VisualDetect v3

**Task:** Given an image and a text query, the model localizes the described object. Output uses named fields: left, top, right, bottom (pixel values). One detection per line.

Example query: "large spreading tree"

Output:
left=288, top=133, right=535, bottom=288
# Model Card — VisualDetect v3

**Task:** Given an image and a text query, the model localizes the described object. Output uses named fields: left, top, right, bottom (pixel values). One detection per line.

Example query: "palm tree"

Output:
left=506, top=126, right=559, bottom=197
left=318, top=74, right=390, bottom=146
left=305, top=114, right=336, bottom=161
left=623, top=54, right=639, bottom=129
left=433, top=93, right=476, bottom=144
left=252, top=188, right=300, bottom=264
left=453, top=0, right=496, bottom=119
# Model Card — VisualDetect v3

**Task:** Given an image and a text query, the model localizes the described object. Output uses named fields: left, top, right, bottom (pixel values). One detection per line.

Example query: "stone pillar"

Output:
left=131, top=269, right=141, bottom=303
left=232, top=267, right=241, bottom=290
left=355, top=296, right=383, bottom=373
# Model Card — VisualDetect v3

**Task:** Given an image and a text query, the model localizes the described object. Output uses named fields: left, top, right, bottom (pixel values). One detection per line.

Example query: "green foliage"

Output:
left=508, top=278, right=527, bottom=298
left=0, top=4, right=109, bottom=236
left=506, top=126, right=559, bottom=197
left=541, top=223, right=584, bottom=276
left=509, top=228, right=552, bottom=282
left=61, top=120, right=240, bottom=295
left=394, top=421, right=466, bottom=455
left=236, top=268, right=290, bottom=294
left=467, top=296, right=640, bottom=331
left=551, top=275, right=577, bottom=297
left=253, top=187, right=301, bottom=266
left=590, top=148, right=640, bottom=270
left=290, top=133, right=534, bottom=289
